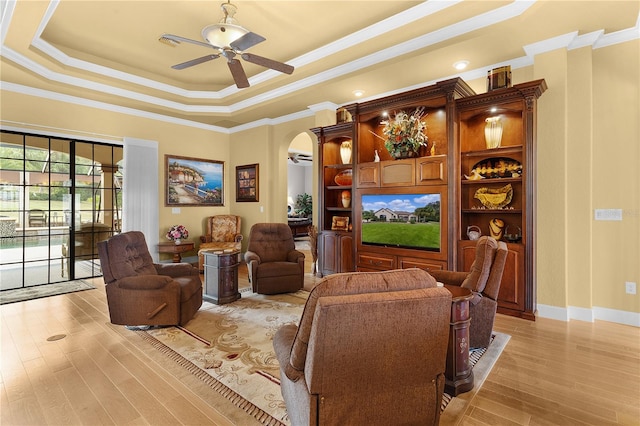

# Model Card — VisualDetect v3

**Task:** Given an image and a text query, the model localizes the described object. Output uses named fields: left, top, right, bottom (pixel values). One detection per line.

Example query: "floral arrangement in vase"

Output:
left=166, top=224, right=189, bottom=243
left=380, top=107, right=428, bottom=159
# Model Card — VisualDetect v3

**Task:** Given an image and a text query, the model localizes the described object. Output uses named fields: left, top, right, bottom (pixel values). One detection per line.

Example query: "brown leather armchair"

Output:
left=430, top=236, right=508, bottom=349
left=273, top=268, right=452, bottom=426
left=98, top=231, right=202, bottom=327
left=244, top=223, right=304, bottom=294
left=198, top=215, right=243, bottom=271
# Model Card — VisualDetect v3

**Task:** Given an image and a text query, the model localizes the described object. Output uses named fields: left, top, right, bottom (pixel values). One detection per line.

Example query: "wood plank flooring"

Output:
left=1, top=263, right=638, bottom=425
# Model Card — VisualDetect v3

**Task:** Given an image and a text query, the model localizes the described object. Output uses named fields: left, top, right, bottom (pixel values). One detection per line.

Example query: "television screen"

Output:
left=361, top=193, right=441, bottom=251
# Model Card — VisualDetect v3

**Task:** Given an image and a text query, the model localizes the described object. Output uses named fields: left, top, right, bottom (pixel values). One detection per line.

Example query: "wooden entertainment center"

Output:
left=312, top=77, right=546, bottom=320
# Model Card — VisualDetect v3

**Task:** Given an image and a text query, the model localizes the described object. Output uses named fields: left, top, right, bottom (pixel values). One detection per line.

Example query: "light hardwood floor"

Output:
left=1, top=265, right=639, bottom=425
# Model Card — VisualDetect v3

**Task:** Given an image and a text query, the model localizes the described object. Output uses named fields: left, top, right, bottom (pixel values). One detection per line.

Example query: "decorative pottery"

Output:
left=388, top=142, right=419, bottom=159
left=504, top=225, right=522, bottom=243
left=340, top=140, right=352, bottom=164
left=467, top=225, right=482, bottom=241
left=341, top=190, right=351, bottom=208
left=174, top=238, right=181, bottom=245
left=470, top=157, right=522, bottom=179
left=334, top=169, right=352, bottom=186
left=484, top=116, right=503, bottom=149
left=474, top=184, right=513, bottom=209
left=489, top=218, right=505, bottom=240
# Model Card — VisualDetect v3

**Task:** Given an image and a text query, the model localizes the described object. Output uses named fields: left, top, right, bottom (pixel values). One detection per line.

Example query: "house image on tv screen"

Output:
left=373, top=208, right=417, bottom=222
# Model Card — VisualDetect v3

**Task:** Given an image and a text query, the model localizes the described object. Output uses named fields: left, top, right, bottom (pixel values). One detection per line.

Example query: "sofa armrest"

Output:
left=154, top=262, right=198, bottom=277
left=429, top=269, right=467, bottom=287
left=116, top=275, right=174, bottom=290
left=273, top=324, right=305, bottom=382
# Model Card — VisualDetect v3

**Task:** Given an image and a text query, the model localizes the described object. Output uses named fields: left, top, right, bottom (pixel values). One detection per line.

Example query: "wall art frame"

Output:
left=236, top=163, right=259, bottom=202
left=165, top=155, right=224, bottom=206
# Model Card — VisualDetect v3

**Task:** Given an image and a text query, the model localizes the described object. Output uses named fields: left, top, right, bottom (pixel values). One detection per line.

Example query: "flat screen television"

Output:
left=361, top=193, right=441, bottom=251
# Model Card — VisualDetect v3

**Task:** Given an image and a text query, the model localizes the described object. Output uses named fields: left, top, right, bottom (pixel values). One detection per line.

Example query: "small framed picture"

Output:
left=236, top=163, right=259, bottom=202
left=331, top=216, right=350, bottom=231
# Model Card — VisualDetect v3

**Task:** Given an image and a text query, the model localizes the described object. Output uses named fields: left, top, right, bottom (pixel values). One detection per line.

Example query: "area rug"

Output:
left=0, top=279, right=96, bottom=305
left=137, top=291, right=509, bottom=425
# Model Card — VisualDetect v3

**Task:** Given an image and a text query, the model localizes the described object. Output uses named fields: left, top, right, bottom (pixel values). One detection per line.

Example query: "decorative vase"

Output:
left=341, top=190, right=351, bottom=208
left=340, top=140, right=352, bottom=164
left=484, top=117, right=503, bottom=149
left=388, top=141, right=419, bottom=159
left=174, top=238, right=181, bottom=245
left=489, top=218, right=505, bottom=241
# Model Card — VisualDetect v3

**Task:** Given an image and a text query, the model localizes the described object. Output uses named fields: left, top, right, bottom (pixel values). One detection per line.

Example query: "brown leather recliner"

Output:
left=98, top=231, right=202, bottom=327
left=273, top=268, right=452, bottom=426
left=244, top=223, right=304, bottom=294
left=430, top=235, right=508, bottom=349
left=198, top=215, right=243, bottom=271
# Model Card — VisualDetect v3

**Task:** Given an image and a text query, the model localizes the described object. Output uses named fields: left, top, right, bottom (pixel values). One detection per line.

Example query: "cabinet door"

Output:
left=339, top=234, right=354, bottom=272
left=458, top=240, right=525, bottom=314
left=319, top=232, right=338, bottom=276
left=357, top=162, right=379, bottom=188
left=416, top=155, right=447, bottom=186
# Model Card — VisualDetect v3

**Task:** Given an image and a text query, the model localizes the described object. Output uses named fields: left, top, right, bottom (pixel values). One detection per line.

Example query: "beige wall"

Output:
left=1, top=39, right=638, bottom=321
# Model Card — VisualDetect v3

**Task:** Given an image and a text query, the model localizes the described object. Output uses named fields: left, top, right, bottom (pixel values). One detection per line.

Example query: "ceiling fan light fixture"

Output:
left=202, top=23, right=249, bottom=48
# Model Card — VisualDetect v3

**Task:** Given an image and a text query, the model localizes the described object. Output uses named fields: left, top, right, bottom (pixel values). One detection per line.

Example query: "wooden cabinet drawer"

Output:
left=399, top=257, right=446, bottom=273
left=357, top=252, right=395, bottom=270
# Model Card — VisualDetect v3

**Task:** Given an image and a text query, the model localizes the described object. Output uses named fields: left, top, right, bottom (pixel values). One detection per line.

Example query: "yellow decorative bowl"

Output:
left=474, top=184, right=513, bottom=209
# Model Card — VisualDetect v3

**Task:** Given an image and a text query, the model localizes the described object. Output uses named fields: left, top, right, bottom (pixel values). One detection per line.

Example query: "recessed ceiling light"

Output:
left=353, top=90, right=365, bottom=97
left=453, top=60, right=469, bottom=70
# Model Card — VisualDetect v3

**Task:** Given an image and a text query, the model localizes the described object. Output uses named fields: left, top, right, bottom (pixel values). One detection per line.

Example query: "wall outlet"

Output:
left=172, top=207, right=181, bottom=214
left=594, top=209, right=622, bottom=221
left=626, top=281, right=637, bottom=295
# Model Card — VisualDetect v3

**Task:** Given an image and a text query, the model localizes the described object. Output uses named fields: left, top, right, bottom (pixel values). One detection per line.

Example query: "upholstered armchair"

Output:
left=98, top=231, right=202, bottom=327
left=244, top=223, right=304, bottom=294
left=273, top=268, right=452, bottom=426
left=61, top=222, right=112, bottom=277
left=198, top=215, right=243, bottom=271
left=430, top=235, right=508, bottom=349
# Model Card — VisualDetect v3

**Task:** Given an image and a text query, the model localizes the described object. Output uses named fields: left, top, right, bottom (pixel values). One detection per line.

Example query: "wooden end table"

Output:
left=444, top=284, right=474, bottom=396
left=202, top=249, right=241, bottom=305
left=157, top=240, right=195, bottom=263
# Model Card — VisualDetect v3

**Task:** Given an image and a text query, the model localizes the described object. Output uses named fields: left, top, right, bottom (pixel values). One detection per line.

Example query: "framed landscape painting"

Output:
left=165, top=155, right=224, bottom=206
left=236, top=163, right=259, bottom=202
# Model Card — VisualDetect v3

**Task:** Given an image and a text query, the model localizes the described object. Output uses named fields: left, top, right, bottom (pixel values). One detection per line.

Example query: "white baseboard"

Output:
left=537, top=304, right=640, bottom=327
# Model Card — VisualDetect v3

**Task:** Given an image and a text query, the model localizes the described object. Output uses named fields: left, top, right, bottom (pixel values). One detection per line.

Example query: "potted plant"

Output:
left=294, top=193, right=312, bottom=218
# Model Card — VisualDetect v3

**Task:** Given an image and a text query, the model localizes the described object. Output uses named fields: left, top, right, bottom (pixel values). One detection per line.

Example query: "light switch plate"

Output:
left=594, top=209, right=622, bottom=221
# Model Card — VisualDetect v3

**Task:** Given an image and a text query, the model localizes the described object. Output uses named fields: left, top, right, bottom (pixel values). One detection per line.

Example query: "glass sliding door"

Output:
left=0, top=130, right=123, bottom=290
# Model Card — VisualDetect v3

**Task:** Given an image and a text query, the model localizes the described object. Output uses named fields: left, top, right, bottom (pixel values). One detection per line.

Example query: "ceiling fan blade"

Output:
left=241, top=53, right=294, bottom=75
left=230, top=32, right=266, bottom=52
left=160, top=33, right=216, bottom=50
left=172, top=54, right=220, bottom=70
left=228, top=59, right=250, bottom=88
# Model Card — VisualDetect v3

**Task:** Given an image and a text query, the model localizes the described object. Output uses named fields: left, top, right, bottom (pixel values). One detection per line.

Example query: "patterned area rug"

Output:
left=137, top=290, right=509, bottom=425
left=0, top=279, right=95, bottom=305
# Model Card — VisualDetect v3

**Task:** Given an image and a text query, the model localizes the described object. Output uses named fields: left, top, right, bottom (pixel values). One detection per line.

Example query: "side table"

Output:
left=444, top=284, right=474, bottom=396
left=158, top=240, right=195, bottom=263
left=202, top=249, right=241, bottom=305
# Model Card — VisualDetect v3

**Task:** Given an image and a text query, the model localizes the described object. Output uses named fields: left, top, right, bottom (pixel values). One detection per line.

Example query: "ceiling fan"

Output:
left=288, top=152, right=313, bottom=164
left=159, top=0, right=294, bottom=89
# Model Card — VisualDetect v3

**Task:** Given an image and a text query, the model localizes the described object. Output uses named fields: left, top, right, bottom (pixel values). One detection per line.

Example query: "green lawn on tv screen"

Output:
left=361, top=221, right=440, bottom=249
